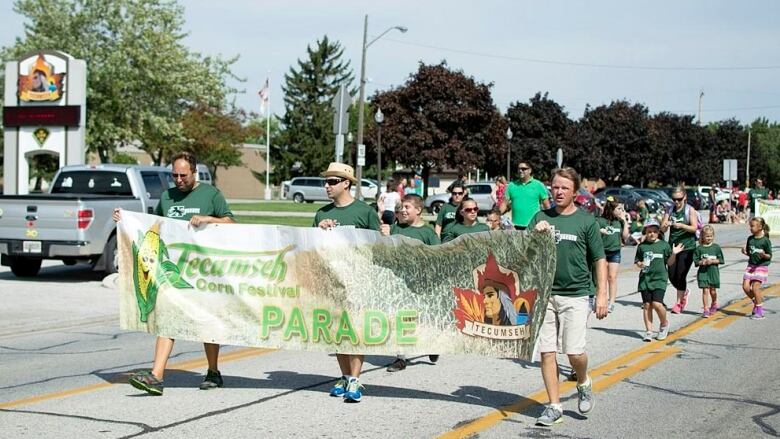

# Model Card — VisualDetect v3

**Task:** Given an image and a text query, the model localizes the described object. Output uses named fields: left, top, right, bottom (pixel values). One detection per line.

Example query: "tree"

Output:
left=367, top=62, right=507, bottom=196
left=276, top=36, right=354, bottom=182
left=506, top=92, right=571, bottom=182
left=751, top=118, right=780, bottom=190
left=648, top=113, right=705, bottom=185
left=1, top=0, right=238, bottom=164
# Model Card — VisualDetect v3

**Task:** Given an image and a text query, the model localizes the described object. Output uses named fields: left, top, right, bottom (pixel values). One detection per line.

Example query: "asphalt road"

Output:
left=0, top=222, right=778, bottom=438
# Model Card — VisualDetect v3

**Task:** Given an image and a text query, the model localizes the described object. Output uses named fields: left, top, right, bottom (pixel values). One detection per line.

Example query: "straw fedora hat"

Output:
left=321, top=162, right=357, bottom=183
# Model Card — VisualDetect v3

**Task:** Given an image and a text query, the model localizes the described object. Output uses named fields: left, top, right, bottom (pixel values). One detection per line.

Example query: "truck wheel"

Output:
left=104, top=235, right=118, bottom=274
left=293, top=193, right=304, bottom=203
left=431, top=201, right=444, bottom=215
left=9, top=256, right=42, bottom=277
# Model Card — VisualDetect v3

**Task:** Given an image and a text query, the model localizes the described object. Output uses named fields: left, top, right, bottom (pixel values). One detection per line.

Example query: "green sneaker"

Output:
left=129, top=370, right=164, bottom=396
left=199, top=369, right=224, bottom=390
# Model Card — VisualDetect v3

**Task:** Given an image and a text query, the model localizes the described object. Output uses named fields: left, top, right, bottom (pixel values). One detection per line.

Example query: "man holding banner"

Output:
left=113, top=151, right=235, bottom=396
left=314, top=162, right=380, bottom=402
left=529, top=167, right=608, bottom=426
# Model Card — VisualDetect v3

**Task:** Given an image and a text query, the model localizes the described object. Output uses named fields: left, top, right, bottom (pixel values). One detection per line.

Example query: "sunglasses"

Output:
left=172, top=173, right=190, bottom=179
left=672, top=197, right=684, bottom=202
left=451, top=191, right=465, bottom=196
left=518, top=167, right=530, bottom=171
left=462, top=207, right=479, bottom=213
left=324, top=178, right=345, bottom=186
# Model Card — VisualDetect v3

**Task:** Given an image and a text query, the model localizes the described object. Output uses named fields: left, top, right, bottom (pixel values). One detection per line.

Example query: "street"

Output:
left=0, top=223, right=778, bottom=438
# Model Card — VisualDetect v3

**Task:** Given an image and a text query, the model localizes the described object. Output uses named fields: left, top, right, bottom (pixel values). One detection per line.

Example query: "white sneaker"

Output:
left=642, top=331, right=654, bottom=342
left=657, top=325, right=670, bottom=340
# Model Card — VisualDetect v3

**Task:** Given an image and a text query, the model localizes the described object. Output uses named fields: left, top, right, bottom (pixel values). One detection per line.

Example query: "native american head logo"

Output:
left=453, top=252, right=537, bottom=340
left=132, top=222, right=192, bottom=322
left=18, top=54, right=66, bottom=102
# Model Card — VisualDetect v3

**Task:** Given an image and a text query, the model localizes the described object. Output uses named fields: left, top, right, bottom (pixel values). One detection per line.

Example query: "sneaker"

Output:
left=386, top=358, right=407, bottom=372
left=536, top=405, right=563, bottom=426
left=642, top=331, right=654, bottom=342
left=199, top=369, right=223, bottom=390
left=657, top=325, right=670, bottom=341
left=680, top=289, right=690, bottom=311
left=329, top=376, right=348, bottom=397
left=709, top=302, right=719, bottom=315
left=429, top=355, right=440, bottom=363
left=576, top=378, right=594, bottom=414
left=129, top=370, right=164, bottom=396
left=608, top=303, right=615, bottom=313
left=751, top=307, right=765, bottom=320
left=671, top=302, right=682, bottom=314
left=344, top=377, right=364, bottom=402
left=702, top=309, right=711, bottom=318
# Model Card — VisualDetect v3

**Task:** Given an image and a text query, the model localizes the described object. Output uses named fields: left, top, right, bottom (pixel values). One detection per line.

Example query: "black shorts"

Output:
left=641, top=289, right=666, bottom=304
left=514, top=225, right=527, bottom=231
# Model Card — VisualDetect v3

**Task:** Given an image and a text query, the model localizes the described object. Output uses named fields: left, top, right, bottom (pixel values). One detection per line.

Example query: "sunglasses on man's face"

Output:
left=518, top=167, right=530, bottom=171
left=324, top=178, right=345, bottom=186
left=451, top=191, right=465, bottom=196
left=672, top=197, right=684, bottom=202
left=462, top=207, right=479, bottom=213
left=172, top=173, right=191, bottom=179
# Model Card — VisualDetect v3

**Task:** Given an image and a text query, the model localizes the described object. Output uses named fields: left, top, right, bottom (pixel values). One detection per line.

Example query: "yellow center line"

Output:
left=0, top=347, right=276, bottom=409
left=440, top=284, right=779, bottom=438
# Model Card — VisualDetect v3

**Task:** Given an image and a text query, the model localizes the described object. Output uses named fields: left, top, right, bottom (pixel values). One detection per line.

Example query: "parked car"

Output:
left=697, top=185, right=730, bottom=207
left=287, top=177, right=328, bottom=203
left=574, top=188, right=600, bottom=215
left=350, top=179, right=379, bottom=200
left=424, top=182, right=494, bottom=214
left=659, top=187, right=705, bottom=210
left=0, top=165, right=172, bottom=277
left=633, top=188, right=674, bottom=214
left=594, top=187, right=652, bottom=213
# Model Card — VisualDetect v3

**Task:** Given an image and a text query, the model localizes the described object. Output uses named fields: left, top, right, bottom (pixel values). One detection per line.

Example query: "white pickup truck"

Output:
left=0, top=164, right=173, bottom=277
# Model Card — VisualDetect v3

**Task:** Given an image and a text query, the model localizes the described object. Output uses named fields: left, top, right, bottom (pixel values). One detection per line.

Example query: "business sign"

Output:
left=118, top=211, right=555, bottom=359
left=17, top=53, right=66, bottom=102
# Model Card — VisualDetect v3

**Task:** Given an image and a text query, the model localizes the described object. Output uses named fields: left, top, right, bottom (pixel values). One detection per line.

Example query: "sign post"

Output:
left=722, top=159, right=738, bottom=188
left=331, top=84, right=350, bottom=163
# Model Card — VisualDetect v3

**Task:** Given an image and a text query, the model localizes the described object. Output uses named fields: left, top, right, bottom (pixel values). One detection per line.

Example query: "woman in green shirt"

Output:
left=661, top=187, right=699, bottom=314
left=442, top=197, right=489, bottom=243
left=596, top=197, right=629, bottom=313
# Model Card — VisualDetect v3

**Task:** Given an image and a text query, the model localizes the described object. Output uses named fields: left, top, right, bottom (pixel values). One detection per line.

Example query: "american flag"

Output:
left=258, top=78, right=270, bottom=115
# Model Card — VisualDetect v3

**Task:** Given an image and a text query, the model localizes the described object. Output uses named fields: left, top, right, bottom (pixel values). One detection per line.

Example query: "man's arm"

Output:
left=593, top=258, right=608, bottom=319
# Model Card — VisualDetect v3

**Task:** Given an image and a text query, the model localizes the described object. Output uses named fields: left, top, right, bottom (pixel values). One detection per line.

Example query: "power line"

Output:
left=382, top=38, right=780, bottom=72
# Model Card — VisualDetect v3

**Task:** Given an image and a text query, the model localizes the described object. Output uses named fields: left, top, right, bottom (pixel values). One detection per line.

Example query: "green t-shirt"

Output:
left=442, top=222, right=490, bottom=243
left=693, top=243, right=724, bottom=288
left=667, top=207, right=697, bottom=250
left=635, top=239, right=671, bottom=292
left=313, top=199, right=380, bottom=231
left=436, top=202, right=459, bottom=241
left=529, top=208, right=606, bottom=296
left=746, top=235, right=772, bottom=266
left=596, top=217, right=624, bottom=252
left=629, top=220, right=643, bottom=234
left=749, top=187, right=769, bottom=205
left=391, top=223, right=440, bottom=245
left=154, top=183, right=233, bottom=220
left=505, top=178, right=549, bottom=227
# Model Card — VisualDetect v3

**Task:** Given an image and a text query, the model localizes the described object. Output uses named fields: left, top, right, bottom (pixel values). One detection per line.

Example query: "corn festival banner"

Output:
left=117, top=211, right=555, bottom=359
left=756, top=199, right=780, bottom=237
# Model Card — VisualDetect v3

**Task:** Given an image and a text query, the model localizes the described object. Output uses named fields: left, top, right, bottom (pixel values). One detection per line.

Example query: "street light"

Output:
left=506, top=126, right=513, bottom=180
left=355, top=15, right=407, bottom=199
left=374, top=107, right=384, bottom=188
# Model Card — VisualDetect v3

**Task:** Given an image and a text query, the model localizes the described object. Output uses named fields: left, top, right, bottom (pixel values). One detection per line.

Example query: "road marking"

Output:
left=439, top=284, right=779, bottom=438
left=0, top=347, right=275, bottom=409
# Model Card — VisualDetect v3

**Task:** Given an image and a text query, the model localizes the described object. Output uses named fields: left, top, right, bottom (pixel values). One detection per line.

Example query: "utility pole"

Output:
left=697, top=89, right=704, bottom=125
left=746, top=128, right=751, bottom=189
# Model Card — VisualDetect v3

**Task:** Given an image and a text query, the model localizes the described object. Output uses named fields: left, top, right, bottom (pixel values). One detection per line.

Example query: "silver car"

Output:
left=287, top=177, right=328, bottom=203
left=424, top=182, right=495, bottom=214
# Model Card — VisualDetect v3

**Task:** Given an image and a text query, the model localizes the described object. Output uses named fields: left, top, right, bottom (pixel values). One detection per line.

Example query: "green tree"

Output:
left=276, top=36, right=354, bottom=182
left=368, top=62, right=507, bottom=196
left=749, top=118, right=780, bottom=190
left=0, top=0, right=238, bottom=164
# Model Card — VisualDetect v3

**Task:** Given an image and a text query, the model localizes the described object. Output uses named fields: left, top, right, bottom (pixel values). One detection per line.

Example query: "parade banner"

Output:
left=117, top=212, right=555, bottom=359
left=756, top=199, right=780, bottom=237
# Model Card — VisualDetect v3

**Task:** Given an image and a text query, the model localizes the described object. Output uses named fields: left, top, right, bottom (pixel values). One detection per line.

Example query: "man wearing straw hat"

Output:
left=314, top=162, right=380, bottom=402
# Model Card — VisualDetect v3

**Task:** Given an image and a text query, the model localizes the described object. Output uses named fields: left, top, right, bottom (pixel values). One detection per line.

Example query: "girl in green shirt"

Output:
left=741, top=217, right=773, bottom=319
left=596, top=197, right=629, bottom=313
left=443, top=198, right=489, bottom=243
left=693, top=225, right=724, bottom=318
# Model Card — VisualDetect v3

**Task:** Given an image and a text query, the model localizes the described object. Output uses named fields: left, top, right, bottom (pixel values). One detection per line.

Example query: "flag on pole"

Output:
left=258, top=78, right=270, bottom=115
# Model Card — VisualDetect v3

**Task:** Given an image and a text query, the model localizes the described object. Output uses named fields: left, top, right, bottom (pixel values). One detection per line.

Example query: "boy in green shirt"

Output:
left=635, top=219, right=683, bottom=342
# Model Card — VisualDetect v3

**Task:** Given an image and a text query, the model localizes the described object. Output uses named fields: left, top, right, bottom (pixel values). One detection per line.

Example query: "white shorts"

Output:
left=537, top=295, right=590, bottom=355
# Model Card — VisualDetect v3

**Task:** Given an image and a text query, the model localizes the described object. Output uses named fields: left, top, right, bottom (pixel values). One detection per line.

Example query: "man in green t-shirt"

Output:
left=500, top=161, right=550, bottom=230
left=314, top=162, right=380, bottom=403
left=528, top=167, right=607, bottom=427
left=114, top=151, right=235, bottom=396
left=435, top=181, right=466, bottom=242
left=748, top=178, right=769, bottom=216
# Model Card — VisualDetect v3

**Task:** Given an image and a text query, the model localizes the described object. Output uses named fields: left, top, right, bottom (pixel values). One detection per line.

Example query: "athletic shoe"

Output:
left=429, top=355, right=440, bottom=363
left=709, top=301, right=719, bottom=315
left=199, top=369, right=223, bottom=390
left=386, top=358, right=407, bottom=372
left=657, top=325, right=670, bottom=341
left=751, top=307, right=765, bottom=320
left=680, top=289, right=690, bottom=311
left=642, top=331, right=654, bottom=342
left=344, top=377, right=364, bottom=402
left=702, top=308, right=711, bottom=318
left=536, top=405, right=563, bottom=426
left=129, top=370, right=164, bottom=396
left=671, top=302, right=682, bottom=314
left=608, top=303, right=615, bottom=313
left=329, top=376, right=348, bottom=397
left=576, top=377, right=594, bottom=414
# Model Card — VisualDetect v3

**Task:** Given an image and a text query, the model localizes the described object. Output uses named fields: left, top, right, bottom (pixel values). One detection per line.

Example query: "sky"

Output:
left=2, top=0, right=779, bottom=125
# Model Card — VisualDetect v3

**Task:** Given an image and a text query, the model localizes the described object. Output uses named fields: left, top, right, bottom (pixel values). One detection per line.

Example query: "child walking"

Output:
left=635, top=219, right=684, bottom=341
left=693, top=225, right=724, bottom=318
left=742, top=217, right=773, bottom=319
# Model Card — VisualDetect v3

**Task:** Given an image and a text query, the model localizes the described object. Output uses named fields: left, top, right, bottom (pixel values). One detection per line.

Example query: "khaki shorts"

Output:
left=538, top=295, right=589, bottom=355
